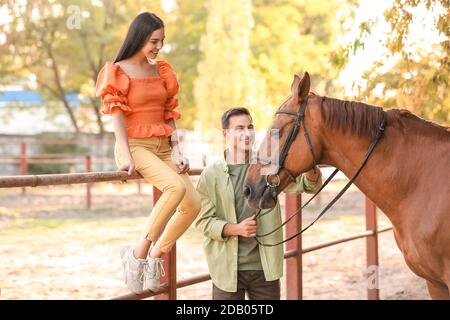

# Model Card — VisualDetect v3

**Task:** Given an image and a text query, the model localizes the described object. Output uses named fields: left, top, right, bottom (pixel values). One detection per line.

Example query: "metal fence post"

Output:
left=285, top=193, right=303, bottom=300
left=365, top=196, right=379, bottom=300
left=137, top=180, right=142, bottom=194
left=85, top=155, right=92, bottom=209
left=20, top=142, right=27, bottom=195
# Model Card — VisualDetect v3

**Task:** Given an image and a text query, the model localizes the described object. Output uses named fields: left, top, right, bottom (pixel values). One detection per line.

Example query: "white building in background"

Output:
left=0, top=90, right=79, bottom=134
left=0, top=89, right=117, bottom=176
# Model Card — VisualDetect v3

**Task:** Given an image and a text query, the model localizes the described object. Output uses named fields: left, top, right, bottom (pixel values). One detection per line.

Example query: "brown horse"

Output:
left=244, top=72, right=450, bottom=299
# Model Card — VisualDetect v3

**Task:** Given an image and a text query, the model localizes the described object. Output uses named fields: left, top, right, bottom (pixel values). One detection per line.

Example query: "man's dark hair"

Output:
left=221, top=107, right=252, bottom=129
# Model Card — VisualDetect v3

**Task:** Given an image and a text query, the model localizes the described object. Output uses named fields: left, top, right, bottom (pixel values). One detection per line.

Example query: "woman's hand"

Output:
left=118, top=157, right=135, bottom=176
left=177, top=156, right=190, bottom=174
left=172, top=152, right=190, bottom=174
left=170, top=140, right=190, bottom=174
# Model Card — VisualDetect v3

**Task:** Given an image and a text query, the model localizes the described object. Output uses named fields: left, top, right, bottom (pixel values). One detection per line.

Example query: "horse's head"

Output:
left=244, top=72, right=324, bottom=209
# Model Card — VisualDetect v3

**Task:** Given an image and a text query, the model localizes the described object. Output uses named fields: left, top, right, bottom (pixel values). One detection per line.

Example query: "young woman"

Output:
left=95, top=12, right=201, bottom=294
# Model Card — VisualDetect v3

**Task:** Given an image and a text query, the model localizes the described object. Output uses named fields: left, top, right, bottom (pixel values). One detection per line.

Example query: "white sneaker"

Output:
left=120, top=245, right=147, bottom=294
left=143, top=257, right=165, bottom=291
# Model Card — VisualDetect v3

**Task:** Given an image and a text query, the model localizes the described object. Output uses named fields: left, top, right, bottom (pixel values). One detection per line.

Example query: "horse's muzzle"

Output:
left=244, top=182, right=278, bottom=209
left=243, top=185, right=251, bottom=198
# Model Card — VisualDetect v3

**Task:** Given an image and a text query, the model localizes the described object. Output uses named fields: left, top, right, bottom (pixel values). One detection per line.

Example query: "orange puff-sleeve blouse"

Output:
left=95, top=60, right=181, bottom=138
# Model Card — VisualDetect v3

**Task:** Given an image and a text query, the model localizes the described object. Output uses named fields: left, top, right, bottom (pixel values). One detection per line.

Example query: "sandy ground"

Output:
left=0, top=182, right=429, bottom=300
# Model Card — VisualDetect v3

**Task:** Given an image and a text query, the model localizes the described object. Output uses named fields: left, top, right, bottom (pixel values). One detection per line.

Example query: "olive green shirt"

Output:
left=228, top=163, right=263, bottom=271
left=195, top=158, right=323, bottom=292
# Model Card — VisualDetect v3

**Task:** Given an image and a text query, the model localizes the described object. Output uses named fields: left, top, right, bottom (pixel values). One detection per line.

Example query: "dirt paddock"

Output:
left=0, top=182, right=429, bottom=299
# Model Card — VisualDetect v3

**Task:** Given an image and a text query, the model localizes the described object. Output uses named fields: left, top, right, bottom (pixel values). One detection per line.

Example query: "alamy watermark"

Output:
left=366, top=265, right=381, bottom=290
left=66, top=5, right=82, bottom=30
left=170, top=127, right=282, bottom=176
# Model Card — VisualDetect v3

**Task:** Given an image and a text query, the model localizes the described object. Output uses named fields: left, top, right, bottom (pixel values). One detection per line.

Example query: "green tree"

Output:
left=361, top=47, right=449, bottom=123
left=194, top=0, right=267, bottom=131
left=251, top=0, right=354, bottom=107
left=0, top=0, right=358, bottom=134
left=0, top=1, right=82, bottom=132
left=0, top=0, right=168, bottom=133
left=164, top=0, right=207, bottom=129
left=335, top=0, right=449, bottom=125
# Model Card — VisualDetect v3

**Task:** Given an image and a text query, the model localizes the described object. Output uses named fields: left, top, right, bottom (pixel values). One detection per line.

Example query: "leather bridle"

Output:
left=256, top=96, right=317, bottom=186
left=252, top=95, right=387, bottom=247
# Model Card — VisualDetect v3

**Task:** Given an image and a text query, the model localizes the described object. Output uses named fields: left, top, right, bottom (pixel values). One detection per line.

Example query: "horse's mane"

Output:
left=319, top=96, right=450, bottom=140
left=389, top=109, right=450, bottom=136
left=319, top=96, right=385, bottom=140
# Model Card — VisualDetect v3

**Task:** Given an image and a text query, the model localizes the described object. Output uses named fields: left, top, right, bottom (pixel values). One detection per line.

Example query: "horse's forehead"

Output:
left=278, top=96, right=294, bottom=110
left=271, top=110, right=293, bottom=129
left=280, top=92, right=315, bottom=109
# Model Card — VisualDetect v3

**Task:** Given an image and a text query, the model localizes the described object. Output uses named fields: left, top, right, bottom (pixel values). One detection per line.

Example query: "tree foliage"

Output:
left=0, top=0, right=167, bottom=133
left=335, top=0, right=449, bottom=125
left=0, top=0, right=355, bottom=133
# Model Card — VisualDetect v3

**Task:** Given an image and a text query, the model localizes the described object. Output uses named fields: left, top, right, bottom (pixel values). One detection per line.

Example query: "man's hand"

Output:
left=237, top=214, right=257, bottom=237
left=223, top=214, right=257, bottom=238
left=305, top=165, right=320, bottom=182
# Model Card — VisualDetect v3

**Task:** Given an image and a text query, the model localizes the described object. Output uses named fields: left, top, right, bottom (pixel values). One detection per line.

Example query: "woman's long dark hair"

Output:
left=113, top=12, right=164, bottom=63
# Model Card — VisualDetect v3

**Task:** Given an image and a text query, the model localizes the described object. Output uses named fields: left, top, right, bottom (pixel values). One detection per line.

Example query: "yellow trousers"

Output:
left=115, top=136, right=201, bottom=253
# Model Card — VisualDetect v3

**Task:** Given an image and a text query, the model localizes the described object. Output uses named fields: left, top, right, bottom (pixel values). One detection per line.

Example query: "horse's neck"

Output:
left=320, top=117, right=423, bottom=227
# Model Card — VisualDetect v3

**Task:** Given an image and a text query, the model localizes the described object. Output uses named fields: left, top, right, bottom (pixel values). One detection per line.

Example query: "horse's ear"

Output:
left=298, top=72, right=310, bottom=100
left=290, top=74, right=301, bottom=94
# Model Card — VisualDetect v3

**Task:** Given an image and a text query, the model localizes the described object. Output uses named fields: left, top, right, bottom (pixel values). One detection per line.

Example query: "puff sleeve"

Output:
left=95, top=62, right=131, bottom=114
left=158, top=61, right=181, bottom=121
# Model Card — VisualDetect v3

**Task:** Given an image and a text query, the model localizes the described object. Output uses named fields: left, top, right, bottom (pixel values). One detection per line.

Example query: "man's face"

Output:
left=223, top=114, right=255, bottom=163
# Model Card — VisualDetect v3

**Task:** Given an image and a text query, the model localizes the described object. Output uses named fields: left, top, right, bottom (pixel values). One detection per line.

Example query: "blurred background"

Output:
left=0, top=0, right=447, bottom=299
left=0, top=0, right=448, bottom=136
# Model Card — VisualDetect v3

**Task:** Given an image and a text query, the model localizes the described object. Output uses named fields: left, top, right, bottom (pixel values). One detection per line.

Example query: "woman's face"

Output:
left=141, top=28, right=165, bottom=60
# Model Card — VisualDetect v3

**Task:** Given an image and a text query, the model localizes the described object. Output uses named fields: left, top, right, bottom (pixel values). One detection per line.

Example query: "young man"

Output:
left=195, top=107, right=323, bottom=300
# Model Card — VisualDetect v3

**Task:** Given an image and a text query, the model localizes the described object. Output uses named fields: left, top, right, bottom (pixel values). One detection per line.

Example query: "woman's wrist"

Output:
left=169, top=139, right=179, bottom=148
left=170, top=140, right=182, bottom=155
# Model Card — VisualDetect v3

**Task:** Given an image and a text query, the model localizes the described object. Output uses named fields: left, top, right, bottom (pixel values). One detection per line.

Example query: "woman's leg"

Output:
left=138, top=154, right=189, bottom=257
left=117, top=140, right=188, bottom=259
left=150, top=172, right=201, bottom=256
left=149, top=138, right=201, bottom=257
left=117, top=137, right=201, bottom=259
